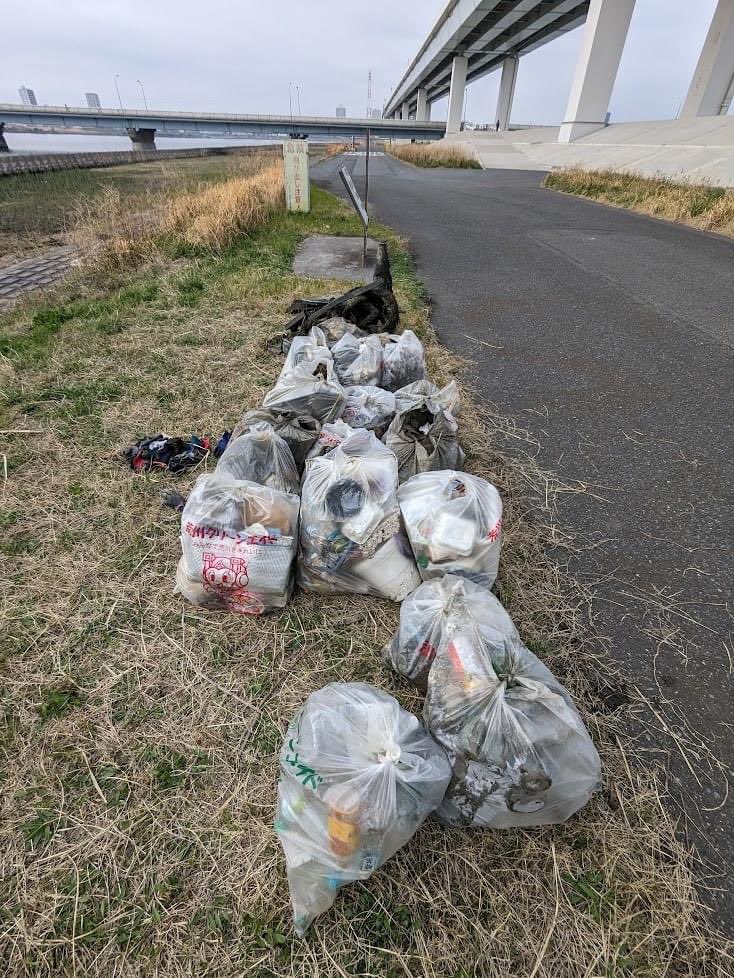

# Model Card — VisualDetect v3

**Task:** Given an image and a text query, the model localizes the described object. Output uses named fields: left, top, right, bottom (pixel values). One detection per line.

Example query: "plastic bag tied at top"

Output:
left=176, top=473, right=299, bottom=614
left=263, top=358, right=345, bottom=424
left=332, top=333, right=383, bottom=387
left=383, top=574, right=517, bottom=691
left=232, top=409, right=320, bottom=474
left=385, top=380, right=464, bottom=483
left=343, top=385, right=396, bottom=435
left=381, top=330, right=426, bottom=392
left=275, top=682, right=452, bottom=935
left=424, top=625, right=601, bottom=828
left=282, top=325, right=332, bottom=375
left=299, top=429, right=421, bottom=601
left=398, top=470, right=503, bottom=588
left=215, top=421, right=300, bottom=495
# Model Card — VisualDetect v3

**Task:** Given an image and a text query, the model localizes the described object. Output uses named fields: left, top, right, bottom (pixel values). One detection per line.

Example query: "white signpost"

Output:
left=283, top=139, right=310, bottom=212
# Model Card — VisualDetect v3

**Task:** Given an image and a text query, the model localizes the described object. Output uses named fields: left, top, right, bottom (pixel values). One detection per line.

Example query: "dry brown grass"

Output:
left=388, top=141, right=482, bottom=169
left=0, top=189, right=731, bottom=976
left=544, top=167, right=734, bottom=237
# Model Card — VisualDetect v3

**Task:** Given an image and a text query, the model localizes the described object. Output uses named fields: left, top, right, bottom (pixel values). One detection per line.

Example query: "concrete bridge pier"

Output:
left=496, top=55, right=519, bottom=130
left=446, top=55, right=468, bottom=133
left=680, top=0, right=734, bottom=118
left=416, top=87, right=431, bottom=121
left=127, top=127, right=157, bottom=151
left=0, top=123, right=9, bottom=152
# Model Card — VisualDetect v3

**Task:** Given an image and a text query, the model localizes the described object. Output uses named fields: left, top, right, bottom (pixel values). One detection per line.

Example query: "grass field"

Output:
left=0, top=151, right=278, bottom=262
left=0, top=180, right=731, bottom=977
left=544, top=167, right=734, bottom=237
left=388, top=142, right=482, bottom=169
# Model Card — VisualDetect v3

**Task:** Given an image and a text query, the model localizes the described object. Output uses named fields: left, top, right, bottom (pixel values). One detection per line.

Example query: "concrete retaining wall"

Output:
left=0, top=144, right=281, bottom=178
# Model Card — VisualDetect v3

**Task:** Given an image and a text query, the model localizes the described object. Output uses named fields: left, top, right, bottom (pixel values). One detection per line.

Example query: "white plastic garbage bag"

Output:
left=383, top=574, right=516, bottom=690
left=176, top=473, right=299, bottom=614
left=385, top=380, right=464, bottom=483
left=275, top=682, right=452, bottom=935
left=299, top=429, right=421, bottom=600
left=423, top=626, right=602, bottom=828
left=332, top=334, right=383, bottom=387
left=263, top=359, right=345, bottom=424
left=342, top=385, right=396, bottom=434
left=398, top=471, right=502, bottom=588
left=381, top=330, right=426, bottom=392
left=232, top=409, right=320, bottom=473
left=216, top=422, right=300, bottom=494
left=282, top=326, right=331, bottom=375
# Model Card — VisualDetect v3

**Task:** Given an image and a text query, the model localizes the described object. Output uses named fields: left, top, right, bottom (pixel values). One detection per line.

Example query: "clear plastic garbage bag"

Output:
left=332, top=334, right=383, bottom=387
left=396, top=378, right=461, bottom=417
left=385, top=381, right=464, bottom=483
left=398, top=470, right=502, bottom=588
left=283, top=326, right=331, bottom=375
left=275, top=682, right=452, bottom=935
left=176, top=473, right=299, bottom=614
left=343, top=385, right=396, bottom=435
left=232, top=409, right=320, bottom=474
left=383, top=574, right=516, bottom=691
left=304, top=419, right=353, bottom=469
left=215, top=422, right=300, bottom=494
left=263, top=359, right=345, bottom=424
left=423, top=626, right=602, bottom=828
left=320, top=316, right=368, bottom=346
left=381, top=330, right=426, bottom=392
left=299, top=429, right=421, bottom=600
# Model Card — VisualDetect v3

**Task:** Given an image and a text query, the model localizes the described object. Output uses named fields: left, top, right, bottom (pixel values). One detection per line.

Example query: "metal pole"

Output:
left=363, top=128, right=370, bottom=262
left=114, top=74, right=124, bottom=112
left=296, top=85, right=301, bottom=116
left=137, top=79, right=148, bottom=110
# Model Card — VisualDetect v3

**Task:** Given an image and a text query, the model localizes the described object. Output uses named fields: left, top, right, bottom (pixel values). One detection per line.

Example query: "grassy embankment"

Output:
left=388, top=142, right=481, bottom=169
left=0, top=161, right=731, bottom=977
left=544, top=167, right=734, bottom=238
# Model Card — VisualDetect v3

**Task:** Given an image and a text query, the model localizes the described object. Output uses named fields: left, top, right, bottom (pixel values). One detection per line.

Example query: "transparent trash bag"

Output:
left=385, top=381, right=464, bottom=483
left=283, top=326, right=331, bottom=374
left=275, top=682, right=452, bottom=935
left=381, top=330, right=426, bottom=392
left=424, top=627, right=602, bottom=828
left=215, top=422, right=300, bottom=494
left=232, top=409, right=320, bottom=474
left=398, top=470, right=502, bottom=588
left=320, top=316, right=368, bottom=346
left=263, top=359, right=345, bottom=424
left=299, top=429, right=421, bottom=601
left=304, top=419, right=353, bottom=470
left=395, top=378, right=460, bottom=417
left=176, top=473, right=299, bottom=614
left=332, top=334, right=383, bottom=387
left=383, top=574, right=516, bottom=691
left=343, top=385, right=396, bottom=435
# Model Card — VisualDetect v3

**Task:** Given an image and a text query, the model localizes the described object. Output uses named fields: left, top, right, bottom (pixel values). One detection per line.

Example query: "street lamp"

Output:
left=114, top=73, right=124, bottom=112
left=296, top=84, right=301, bottom=116
left=137, top=79, right=148, bottom=111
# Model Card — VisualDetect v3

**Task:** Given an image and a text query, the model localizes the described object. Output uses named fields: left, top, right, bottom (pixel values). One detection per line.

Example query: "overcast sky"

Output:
left=2, top=0, right=726, bottom=125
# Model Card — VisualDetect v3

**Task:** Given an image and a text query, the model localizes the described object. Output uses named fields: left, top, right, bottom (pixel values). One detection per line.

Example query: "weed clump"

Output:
left=388, top=142, right=481, bottom=169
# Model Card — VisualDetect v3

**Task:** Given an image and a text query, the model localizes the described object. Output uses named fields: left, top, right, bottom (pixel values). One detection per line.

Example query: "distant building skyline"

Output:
left=335, top=104, right=346, bottom=118
left=85, top=91, right=101, bottom=108
left=19, top=85, right=37, bottom=105
left=370, top=107, right=382, bottom=119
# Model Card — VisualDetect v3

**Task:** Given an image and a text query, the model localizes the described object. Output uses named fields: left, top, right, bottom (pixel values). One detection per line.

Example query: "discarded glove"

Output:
left=275, top=682, right=452, bottom=935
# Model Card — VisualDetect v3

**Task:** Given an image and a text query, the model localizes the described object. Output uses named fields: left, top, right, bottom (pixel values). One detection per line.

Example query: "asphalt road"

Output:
left=313, top=152, right=734, bottom=931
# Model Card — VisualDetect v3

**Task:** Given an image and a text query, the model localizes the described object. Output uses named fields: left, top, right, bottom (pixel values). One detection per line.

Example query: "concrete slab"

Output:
left=292, top=235, right=378, bottom=283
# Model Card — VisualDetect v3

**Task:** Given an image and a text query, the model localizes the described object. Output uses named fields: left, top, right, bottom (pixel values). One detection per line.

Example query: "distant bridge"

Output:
left=0, top=104, right=445, bottom=151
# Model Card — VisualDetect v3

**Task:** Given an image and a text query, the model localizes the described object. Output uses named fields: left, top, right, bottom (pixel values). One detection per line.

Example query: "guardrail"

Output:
left=0, top=144, right=281, bottom=178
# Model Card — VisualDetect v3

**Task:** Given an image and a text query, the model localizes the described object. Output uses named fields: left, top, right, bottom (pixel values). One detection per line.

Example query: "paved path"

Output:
left=0, top=245, right=78, bottom=307
left=314, top=154, right=734, bottom=930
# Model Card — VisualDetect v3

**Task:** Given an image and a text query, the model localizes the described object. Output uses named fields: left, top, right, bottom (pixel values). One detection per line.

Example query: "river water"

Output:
left=3, top=133, right=280, bottom=154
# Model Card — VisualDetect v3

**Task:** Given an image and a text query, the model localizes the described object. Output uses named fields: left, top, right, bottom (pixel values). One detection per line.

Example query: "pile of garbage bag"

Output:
left=385, top=379, right=464, bottom=482
left=177, top=473, right=299, bottom=614
left=423, top=624, right=602, bottom=828
left=299, top=429, right=421, bottom=601
left=398, top=470, right=503, bottom=588
left=275, top=682, right=452, bottom=935
left=215, top=421, right=300, bottom=494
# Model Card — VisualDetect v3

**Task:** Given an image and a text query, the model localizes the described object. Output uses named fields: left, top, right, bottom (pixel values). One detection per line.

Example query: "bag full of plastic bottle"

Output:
left=332, top=333, right=383, bottom=387
left=263, top=358, right=345, bottom=424
left=423, top=624, right=601, bottom=828
left=381, top=330, right=426, bottom=392
left=385, top=380, right=464, bottom=483
left=342, top=385, right=396, bottom=435
left=275, top=682, right=452, bottom=936
left=176, top=473, right=299, bottom=614
left=398, top=470, right=503, bottom=588
left=232, top=408, right=320, bottom=474
left=215, top=421, right=300, bottom=494
left=282, top=325, right=332, bottom=375
left=383, top=574, right=517, bottom=691
left=299, top=428, right=421, bottom=601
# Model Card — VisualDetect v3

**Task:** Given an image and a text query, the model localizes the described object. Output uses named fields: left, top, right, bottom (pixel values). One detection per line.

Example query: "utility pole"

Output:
left=367, top=68, right=372, bottom=118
